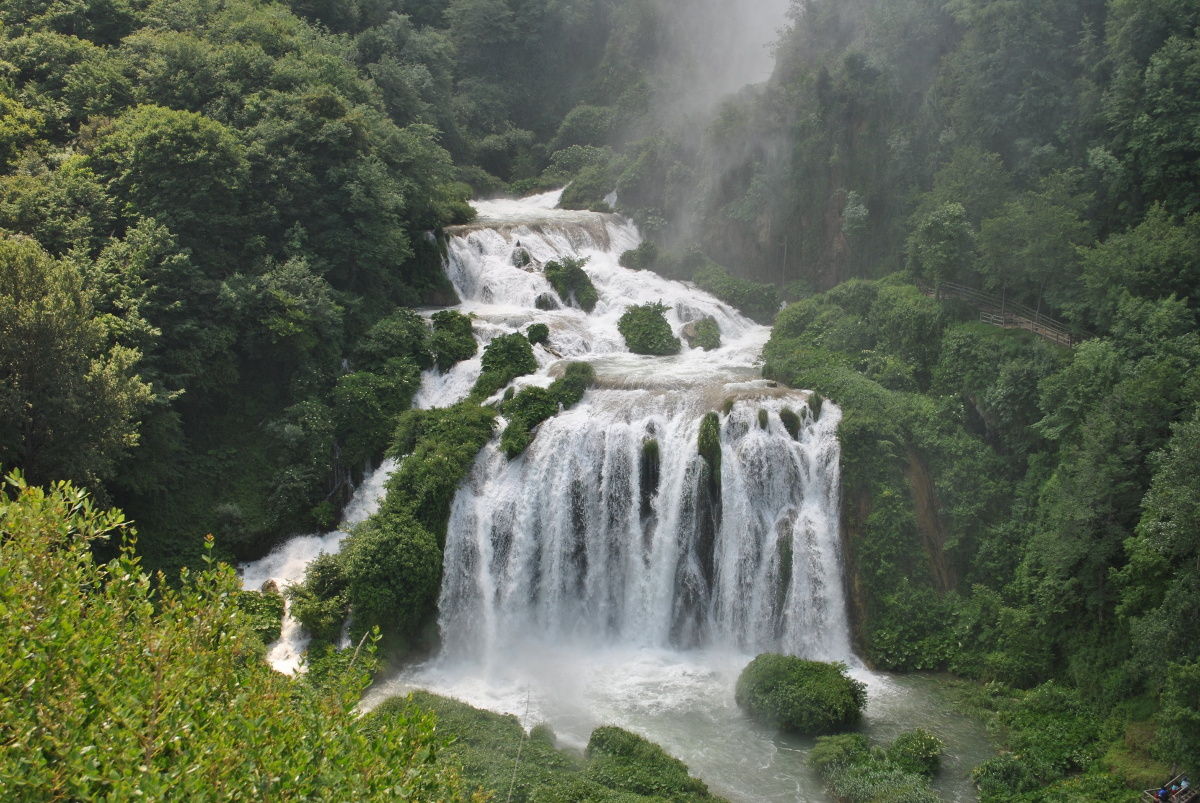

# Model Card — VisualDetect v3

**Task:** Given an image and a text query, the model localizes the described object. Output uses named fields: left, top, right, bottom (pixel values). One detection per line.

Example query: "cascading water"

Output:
left=418, top=188, right=854, bottom=666
left=439, top=396, right=851, bottom=664
left=251, top=190, right=991, bottom=801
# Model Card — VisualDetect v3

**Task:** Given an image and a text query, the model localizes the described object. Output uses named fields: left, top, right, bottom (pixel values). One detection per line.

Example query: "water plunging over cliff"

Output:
left=426, top=189, right=853, bottom=664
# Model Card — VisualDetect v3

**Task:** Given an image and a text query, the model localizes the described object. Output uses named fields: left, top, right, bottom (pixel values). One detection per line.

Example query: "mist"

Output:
left=647, top=0, right=793, bottom=120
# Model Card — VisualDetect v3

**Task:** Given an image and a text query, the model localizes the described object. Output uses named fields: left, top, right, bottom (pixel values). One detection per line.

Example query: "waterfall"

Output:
left=245, top=186, right=854, bottom=672
left=433, top=189, right=853, bottom=665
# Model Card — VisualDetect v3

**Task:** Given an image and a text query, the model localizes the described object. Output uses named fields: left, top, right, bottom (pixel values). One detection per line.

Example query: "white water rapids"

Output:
left=243, top=190, right=990, bottom=800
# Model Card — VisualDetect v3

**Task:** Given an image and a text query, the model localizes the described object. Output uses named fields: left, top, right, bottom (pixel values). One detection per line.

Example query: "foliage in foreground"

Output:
left=734, top=654, right=866, bottom=734
left=373, top=691, right=723, bottom=802
left=0, top=472, right=472, bottom=801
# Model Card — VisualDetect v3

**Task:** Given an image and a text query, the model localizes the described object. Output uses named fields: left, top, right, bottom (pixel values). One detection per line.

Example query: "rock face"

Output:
left=535, top=293, right=561, bottom=311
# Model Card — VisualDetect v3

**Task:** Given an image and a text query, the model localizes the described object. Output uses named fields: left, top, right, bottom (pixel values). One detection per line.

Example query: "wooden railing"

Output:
left=921, top=281, right=1080, bottom=347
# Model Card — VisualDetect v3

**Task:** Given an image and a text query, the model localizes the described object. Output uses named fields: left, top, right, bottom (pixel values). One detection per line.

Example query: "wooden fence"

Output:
left=921, top=281, right=1080, bottom=347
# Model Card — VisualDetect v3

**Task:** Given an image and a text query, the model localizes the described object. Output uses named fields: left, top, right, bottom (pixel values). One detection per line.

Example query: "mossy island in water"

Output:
left=735, top=654, right=866, bottom=735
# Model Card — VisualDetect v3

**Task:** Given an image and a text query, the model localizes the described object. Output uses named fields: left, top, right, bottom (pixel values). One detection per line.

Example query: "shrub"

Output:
left=331, top=358, right=422, bottom=468
left=527, top=322, right=550, bottom=345
left=472, top=332, right=538, bottom=399
left=692, top=317, right=721, bottom=350
left=825, top=762, right=940, bottom=803
left=544, top=256, right=599, bottom=312
left=234, top=586, right=285, bottom=644
left=887, top=729, right=944, bottom=775
left=808, top=733, right=871, bottom=773
left=500, top=362, right=596, bottom=458
left=693, top=262, right=780, bottom=324
left=620, top=241, right=659, bottom=270
left=810, top=732, right=942, bottom=803
left=385, top=403, right=498, bottom=536
left=559, top=164, right=612, bottom=210
left=618, top=301, right=680, bottom=355
left=734, top=654, right=867, bottom=734
left=354, top=308, right=432, bottom=371
left=551, top=104, right=615, bottom=150
left=429, top=309, right=476, bottom=371
left=339, top=512, right=442, bottom=642
left=585, top=726, right=719, bottom=800
left=290, top=551, right=350, bottom=643
left=374, top=692, right=723, bottom=802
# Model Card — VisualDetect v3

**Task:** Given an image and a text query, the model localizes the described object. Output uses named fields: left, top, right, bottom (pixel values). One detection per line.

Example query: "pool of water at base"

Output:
left=364, top=646, right=993, bottom=802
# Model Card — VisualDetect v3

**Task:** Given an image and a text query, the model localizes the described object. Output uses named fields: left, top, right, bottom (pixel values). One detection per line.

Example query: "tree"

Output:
left=0, top=472, right=473, bottom=800
left=906, top=202, right=975, bottom=288
left=87, top=105, right=249, bottom=273
left=0, top=236, right=151, bottom=488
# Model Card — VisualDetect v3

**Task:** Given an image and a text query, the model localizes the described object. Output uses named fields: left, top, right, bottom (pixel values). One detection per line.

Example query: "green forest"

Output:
left=2, top=0, right=1199, bottom=799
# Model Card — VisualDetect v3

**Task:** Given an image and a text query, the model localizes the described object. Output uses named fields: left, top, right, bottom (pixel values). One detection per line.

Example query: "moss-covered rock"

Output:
left=689, top=316, right=722, bottom=350
left=640, top=437, right=660, bottom=518
left=779, top=407, right=801, bottom=439
left=544, top=256, right=599, bottom=312
left=618, top=301, right=681, bottom=355
left=735, top=654, right=866, bottom=734
left=527, top=322, right=550, bottom=345
left=698, top=412, right=721, bottom=472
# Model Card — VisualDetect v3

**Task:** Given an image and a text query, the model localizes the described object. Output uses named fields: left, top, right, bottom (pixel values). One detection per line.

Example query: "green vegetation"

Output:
left=544, top=256, right=599, bottom=313
left=372, top=691, right=724, bottom=802
left=620, top=241, right=659, bottom=271
left=295, top=401, right=496, bottom=653
left=618, top=301, right=681, bottom=356
left=693, top=263, right=779, bottom=325
left=0, top=473, right=470, bottom=800
left=0, top=0, right=666, bottom=571
left=734, top=654, right=867, bottom=734
left=526, top=322, right=550, bottom=346
left=685, top=317, right=721, bottom=351
left=430, top=310, right=477, bottom=372
left=234, top=585, right=285, bottom=644
left=809, top=730, right=944, bottom=803
left=500, top=362, right=596, bottom=458
left=697, top=411, right=721, bottom=474
left=585, top=726, right=722, bottom=800
left=472, top=332, right=538, bottom=400
left=764, top=271, right=1200, bottom=787
left=779, top=407, right=801, bottom=439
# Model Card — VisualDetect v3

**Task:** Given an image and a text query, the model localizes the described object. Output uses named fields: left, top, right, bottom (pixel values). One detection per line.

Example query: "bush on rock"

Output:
left=735, top=654, right=866, bottom=734
left=618, top=301, right=680, bottom=356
